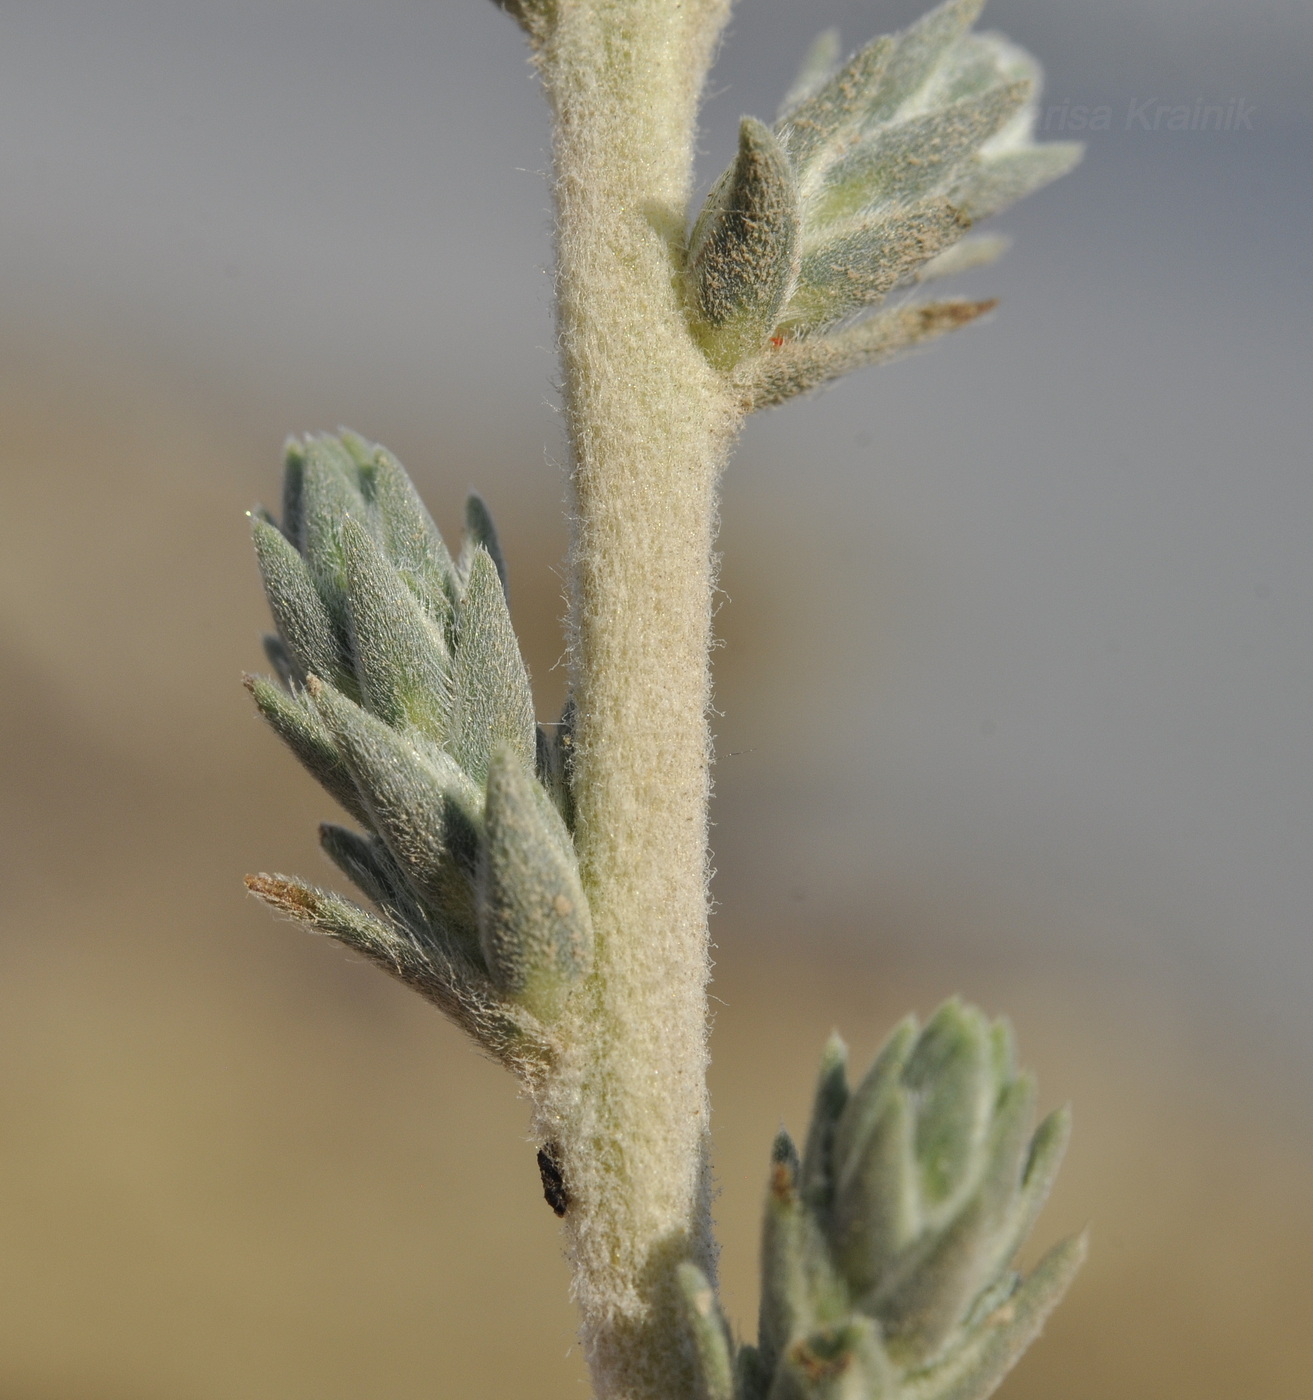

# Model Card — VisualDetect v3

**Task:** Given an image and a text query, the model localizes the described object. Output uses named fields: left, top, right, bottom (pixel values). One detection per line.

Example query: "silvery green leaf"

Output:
left=767, top=1317, right=893, bottom=1400
left=736, top=1344, right=771, bottom=1400
left=863, top=0, right=987, bottom=125
left=339, top=515, right=452, bottom=741
left=245, top=870, right=539, bottom=1066
left=875, top=1190, right=1010, bottom=1365
left=280, top=439, right=307, bottom=551
left=915, top=233, right=1011, bottom=282
left=987, top=1018, right=1016, bottom=1083
left=478, top=746, right=592, bottom=1018
left=974, top=1074, right=1036, bottom=1224
left=299, top=438, right=371, bottom=637
left=449, top=547, right=537, bottom=782
left=949, top=141, right=1083, bottom=221
left=798, top=1033, right=849, bottom=1213
left=261, top=632, right=297, bottom=689
left=899, top=1234, right=1086, bottom=1400
left=807, top=81, right=1030, bottom=230
left=309, top=678, right=484, bottom=949
left=688, top=117, right=801, bottom=370
left=1007, top=1107, right=1072, bottom=1257
left=319, top=821, right=426, bottom=929
left=675, top=1262, right=735, bottom=1400
left=245, top=674, right=370, bottom=826
left=252, top=515, right=350, bottom=690
left=308, top=432, right=372, bottom=511
left=917, top=31, right=1037, bottom=112
left=776, top=35, right=895, bottom=178
left=833, top=1017, right=917, bottom=1186
left=833, top=1085, right=922, bottom=1298
left=777, top=29, right=843, bottom=123
left=741, top=298, right=995, bottom=410
left=463, top=492, right=510, bottom=601
left=783, top=202, right=968, bottom=334
left=246, top=872, right=410, bottom=965
left=904, top=1000, right=994, bottom=1213
left=759, top=1133, right=849, bottom=1379
left=355, top=441, right=459, bottom=627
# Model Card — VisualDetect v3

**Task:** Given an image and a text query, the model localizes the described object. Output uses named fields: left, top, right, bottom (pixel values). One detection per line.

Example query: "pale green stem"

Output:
left=528, top=3, right=741, bottom=1398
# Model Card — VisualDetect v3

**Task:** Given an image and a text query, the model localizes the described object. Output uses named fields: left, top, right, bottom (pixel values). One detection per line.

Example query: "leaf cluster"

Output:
left=684, top=0, right=1082, bottom=404
left=677, top=1002, right=1085, bottom=1400
left=245, top=433, right=584, bottom=1079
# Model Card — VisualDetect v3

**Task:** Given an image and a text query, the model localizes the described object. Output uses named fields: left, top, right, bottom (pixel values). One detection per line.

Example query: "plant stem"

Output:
left=532, top=3, right=738, bottom=1397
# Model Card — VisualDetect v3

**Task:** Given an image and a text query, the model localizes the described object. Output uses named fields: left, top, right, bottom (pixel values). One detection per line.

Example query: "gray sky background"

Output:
left=1, top=2, right=1311, bottom=1096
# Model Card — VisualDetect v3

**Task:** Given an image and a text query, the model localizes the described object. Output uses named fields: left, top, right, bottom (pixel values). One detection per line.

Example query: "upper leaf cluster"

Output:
left=245, top=433, right=585, bottom=1078
left=684, top=0, right=1082, bottom=403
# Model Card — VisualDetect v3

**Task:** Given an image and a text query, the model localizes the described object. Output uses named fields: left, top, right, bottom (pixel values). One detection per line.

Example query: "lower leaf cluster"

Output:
left=678, top=1002, right=1084, bottom=1400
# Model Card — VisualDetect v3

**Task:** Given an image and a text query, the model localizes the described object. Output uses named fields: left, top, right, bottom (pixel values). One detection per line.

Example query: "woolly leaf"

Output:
left=833, top=1085, right=922, bottom=1298
left=245, top=871, right=538, bottom=1066
left=915, top=233, right=1010, bottom=282
left=900, top=1235, right=1086, bottom=1400
left=243, top=874, right=464, bottom=1011
left=463, top=492, right=510, bottom=601
left=777, top=29, right=843, bottom=123
left=1009, top=1106, right=1072, bottom=1254
left=261, top=633, right=297, bottom=689
left=975, top=1074, right=1037, bottom=1224
left=771, top=1317, right=893, bottom=1400
left=784, top=202, right=968, bottom=333
left=359, top=443, right=459, bottom=627
left=807, top=81, right=1030, bottom=230
left=798, top=1033, right=849, bottom=1213
left=777, top=35, right=896, bottom=177
left=251, top=516, right=349, bottom=690
left=876, top=1174, right=1045, bottom=1367
left=245, top=674, right=370, bottom=826
left=675, top=1262, right=735, bottom=1400
left=741, top=299, right=995, bottom=410
left=319, top=822, right=428, bottom=930
left=688, top=117, right=801, bottom=370
left=864, top=0, right=987, bottom=126
left=478, top=746, right=592, bottom=1018
left=736, top=1344, right=772, bottom=1400
left=339, top=516, right=452, bottom=741
left=280, top=439, right=307, bottom=552
left=833, top=1017, right=917, bottom=1187
left=903, top=1000, right=993, bottom=1212
left=922, top=32, right=1037, bottom=110
left=309, top=678, right=484, bottom=952
left=298, top=438, right=371, bottom=638
left=759, top=1133, right=849, bottom=1379
left=449, top=547, right=536, bottom=781
left=950, top=141, right=1083, bottom=221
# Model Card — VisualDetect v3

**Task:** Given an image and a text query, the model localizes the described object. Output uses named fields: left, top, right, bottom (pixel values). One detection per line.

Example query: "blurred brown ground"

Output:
left=0, top=326, right=1309, bottom=1400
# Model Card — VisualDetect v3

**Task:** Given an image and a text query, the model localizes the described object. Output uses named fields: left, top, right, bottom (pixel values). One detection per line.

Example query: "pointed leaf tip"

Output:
left=688, top=116, right=801, bottom=370
left=676, top=1263, right=735, bottom=1400
left=464, top=492, right=510, bottom=600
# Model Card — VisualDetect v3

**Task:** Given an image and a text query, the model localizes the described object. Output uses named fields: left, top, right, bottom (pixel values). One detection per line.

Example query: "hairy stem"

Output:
left=531, top=3, right=739, bottom=1398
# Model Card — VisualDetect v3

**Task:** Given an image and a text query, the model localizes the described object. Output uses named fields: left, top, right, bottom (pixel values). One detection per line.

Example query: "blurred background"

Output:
left=0, top=1, right=1309, bottom=1396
